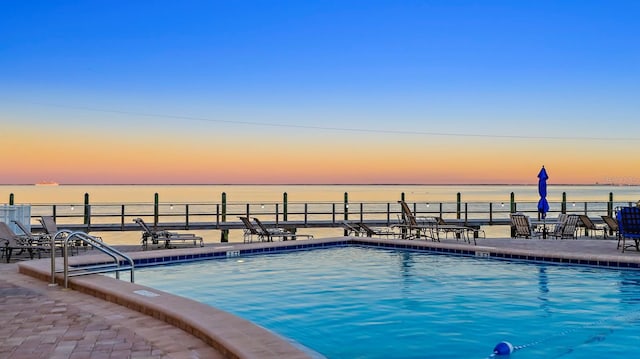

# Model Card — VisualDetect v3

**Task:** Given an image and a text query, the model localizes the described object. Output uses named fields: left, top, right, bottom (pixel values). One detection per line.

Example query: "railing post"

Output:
left=456, top=192, right=461, bottom=220
left=344, top=192, right=349, bottom=236
left=121, top=205, right=125, bottom=230
left=221, top=192, right=228, bottom=242
left=53, top=205, right=57, bottom=221
left=489, top=203, right=493, bottom=225
left=9, top=193, right=14, bottom=205
left=387, top=203, right=390, bottom=226
left=84, top=193, right=90, bottom=230
left=510, top=192, right=516, bottom=237
left=283, top=192, right=288, bottom=222
left=185, top=204, right=190, bottom=230
left=332, top=203, right=335, bottom=224
left=304, top=203, right=308, bottom=225
left=562, top=192, right=567, bottom=214
left=154, top=193, right=159, bottom=228
left=399, top=192, right=406, bottom=238
left=360, top=203, right=363, bottom=223
left=275, top=203, right=279, bottom=226
left=464, top=203, right=468, bottom=225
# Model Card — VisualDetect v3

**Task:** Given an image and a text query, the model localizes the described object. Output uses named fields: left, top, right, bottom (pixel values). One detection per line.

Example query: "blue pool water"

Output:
left=134, top=247, right=640, bottom=358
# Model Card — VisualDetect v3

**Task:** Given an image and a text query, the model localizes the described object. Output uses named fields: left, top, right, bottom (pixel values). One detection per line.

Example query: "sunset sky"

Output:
left=1, top=0, right=639, bottom=185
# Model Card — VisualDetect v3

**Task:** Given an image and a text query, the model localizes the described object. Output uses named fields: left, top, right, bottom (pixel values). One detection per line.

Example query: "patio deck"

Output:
left=2, top=236, right=640, bottom=359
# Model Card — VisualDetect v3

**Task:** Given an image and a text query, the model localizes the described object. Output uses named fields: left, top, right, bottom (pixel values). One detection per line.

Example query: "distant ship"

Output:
left=35, top=180, right=59, bottom=186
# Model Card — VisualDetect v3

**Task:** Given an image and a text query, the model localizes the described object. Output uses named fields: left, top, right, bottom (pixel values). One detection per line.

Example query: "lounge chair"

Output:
left=548, top=214, right=579, bottom=239
left=252, top=218, right=313, bottom=241
left=577, top=215, right=606, bottom=238
left=239, top=216, right=265, bottom=242
left=617, top=207, right=640, bottom=252
left=342, top=221, right=364, bottom=237
left=133, top=217, right=203, bottom=249
left=601, top=215, right=620, bottom=248
left=39, top=216, right=80, bottom=254
left=40, top=216, right=68, bottom=238
left=510, top=214, right=541, bottom=239
left=357, top=222, right=397, bottom=238
left=12, top=219, right=53, bottom=246
left=395, top=201, right=439, bottom=241
left=0, top=222, right=47, bottom=262
left=432, top=216, right=484, bottom=244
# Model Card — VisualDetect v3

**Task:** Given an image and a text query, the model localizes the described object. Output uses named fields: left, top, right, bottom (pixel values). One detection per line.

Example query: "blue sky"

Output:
left=1, top=1, right=639, bottom=184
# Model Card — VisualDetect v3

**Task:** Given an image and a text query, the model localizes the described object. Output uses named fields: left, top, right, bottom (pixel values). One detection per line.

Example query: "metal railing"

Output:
left=26, top=199, right=637, bottom=233
left=50, top=231, right=134, bottom=288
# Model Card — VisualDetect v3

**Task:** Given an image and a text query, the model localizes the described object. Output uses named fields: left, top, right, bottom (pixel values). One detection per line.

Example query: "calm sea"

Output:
left=2, top=184, right=639, bottom=245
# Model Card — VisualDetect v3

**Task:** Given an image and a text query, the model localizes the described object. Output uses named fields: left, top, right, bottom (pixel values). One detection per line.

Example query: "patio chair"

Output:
left=510, top=214, right=541, bottom=239
left=252, top=218, right=313, bottom=241
left=617, top=207, right=640, bottom=252
left=577, top=215, right=606, bottom=238
left=432, top=216, right=484, bottom=244
left=12, top=219, right=51, bottom=245
left=601, top=215, right=621, bottom=248
left=133, top=217, right=203, bottom=249
left=342, top=221, right=364, bottom=237
left=548, top=214, right=579, bottom=239
left=239, top=216, right=265, bottom=242
left=394, top=201, right=438, bottom=241
left=357, top=222, right=397, bottom=238
left=39, top=216, right=79, bottom=255
left=0, top=222, right=47, bottom=262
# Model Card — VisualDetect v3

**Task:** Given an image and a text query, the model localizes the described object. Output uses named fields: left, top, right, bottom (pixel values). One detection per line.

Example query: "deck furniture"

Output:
left=617, top=207, right=640, bottom=252
left=431, top=216, right=484, bottom=244
left=577, top=215, right=607, bottom=238
left=252, top=218, right=313, bottom=241
left=239, top=216, right=265, bottom=242
left=357, top=222, right=397, bottom=238
left=342, top=221, right=364, bottom=237
left=0, top=222, right=47, bottom=262
left=510, top=214, right=541, bottom=239
left=133, top=218, right=203, bottom=249
left=394, top=201, right=439, bottom=241
left=12, top=219, right=52, bottom=246
left=39, top=216, right=80, bottom=255
left=601, top=215, right=621, bottom=248
left=548, top=215, right=580, bottom=240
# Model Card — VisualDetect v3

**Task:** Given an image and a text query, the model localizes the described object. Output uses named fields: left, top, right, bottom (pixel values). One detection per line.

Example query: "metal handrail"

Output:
left=50, top=229, right=73, bottom=285
left=56, top=231, right=134, bottom=288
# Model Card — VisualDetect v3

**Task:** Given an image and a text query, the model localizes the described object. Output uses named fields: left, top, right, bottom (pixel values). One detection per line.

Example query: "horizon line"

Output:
left=2, top=183, right=636, bottom=187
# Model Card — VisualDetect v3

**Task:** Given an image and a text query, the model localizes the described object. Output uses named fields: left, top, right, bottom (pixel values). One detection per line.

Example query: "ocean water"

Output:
left=2, top=184, right=639, bottom=245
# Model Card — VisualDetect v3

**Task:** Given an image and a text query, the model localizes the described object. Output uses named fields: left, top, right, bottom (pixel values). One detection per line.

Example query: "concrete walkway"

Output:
left=0, top=262, right=223, bottom=359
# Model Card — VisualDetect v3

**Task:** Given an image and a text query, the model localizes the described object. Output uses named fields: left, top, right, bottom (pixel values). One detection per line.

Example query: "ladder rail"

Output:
left=59, top=231, right=135, bottom=288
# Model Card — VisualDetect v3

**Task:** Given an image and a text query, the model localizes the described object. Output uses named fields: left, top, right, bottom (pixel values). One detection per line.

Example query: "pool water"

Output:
left=134, top=247, right=640, bottom=358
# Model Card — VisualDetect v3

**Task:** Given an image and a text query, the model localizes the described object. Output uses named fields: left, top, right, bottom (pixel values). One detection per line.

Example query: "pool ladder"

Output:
left=50, top=230, right=135, bottom=288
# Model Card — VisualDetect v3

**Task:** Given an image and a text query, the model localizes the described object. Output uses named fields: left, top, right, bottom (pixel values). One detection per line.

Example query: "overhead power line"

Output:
left=20, top=101, right=640, bottom=141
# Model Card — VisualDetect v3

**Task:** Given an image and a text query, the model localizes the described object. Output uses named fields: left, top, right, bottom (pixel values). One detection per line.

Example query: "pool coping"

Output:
left=17, top=237, right=640, bottom=359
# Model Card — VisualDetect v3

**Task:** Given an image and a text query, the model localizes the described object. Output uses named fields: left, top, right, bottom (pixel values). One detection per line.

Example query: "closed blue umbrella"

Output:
left=537, top=166, right=550, bottom=219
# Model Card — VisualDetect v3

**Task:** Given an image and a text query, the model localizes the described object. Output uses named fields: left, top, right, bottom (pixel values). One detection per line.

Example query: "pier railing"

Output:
left=12, top=198, right=636, bottom=238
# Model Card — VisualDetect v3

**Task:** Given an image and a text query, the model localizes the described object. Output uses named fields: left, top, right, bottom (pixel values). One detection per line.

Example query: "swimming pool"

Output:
left=134, top=246, right=640, bottom=358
